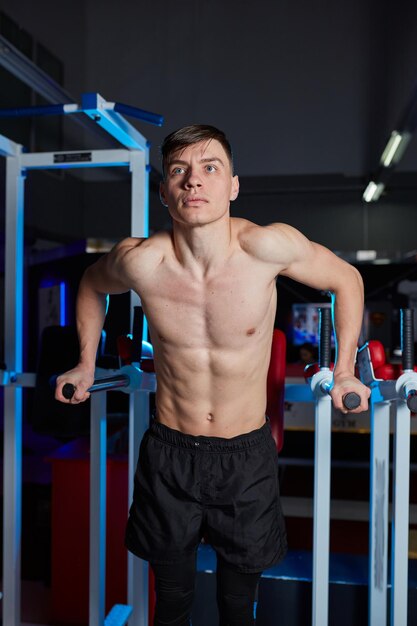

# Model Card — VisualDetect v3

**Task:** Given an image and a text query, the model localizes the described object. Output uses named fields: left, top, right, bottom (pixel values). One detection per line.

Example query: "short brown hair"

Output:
left=161, top=124, right=234, bottom=178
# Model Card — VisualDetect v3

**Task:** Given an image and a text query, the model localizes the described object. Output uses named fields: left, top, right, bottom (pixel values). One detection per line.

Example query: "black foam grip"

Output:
left=342, top=392, right=361, bottom=410
left=132, top=306, right=143, bottom=363
left=62, top=383, right=76, bottom=400
left=319, top=307, right=332, bottom=369
left=401, top=309, right=415, bottom=371
left=407, top=392, right=417, bottom=413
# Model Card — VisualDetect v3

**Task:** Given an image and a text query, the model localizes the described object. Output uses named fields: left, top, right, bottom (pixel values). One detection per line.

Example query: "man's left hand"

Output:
left=330, top=373, right=370, bottom=414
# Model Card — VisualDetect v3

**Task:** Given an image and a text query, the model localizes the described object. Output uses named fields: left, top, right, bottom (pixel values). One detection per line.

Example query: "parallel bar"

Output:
left=3, top=150, right=25, bottom=626
left=0, top=103, right=69, bottom=117
left=82, top=93, right=148, bottom=151
left=312, top=391, right=332, bottom=626
left=113, top=102, right=163, bottom=127
left=89, top=392, right=108, bottom=626
left=368, top=398, right=390, bottom=626
left=390, top=400, right=411, bottom=626
left=128, top=391, right=150, bottom=626
left=21, top=148, right=131, bottom=170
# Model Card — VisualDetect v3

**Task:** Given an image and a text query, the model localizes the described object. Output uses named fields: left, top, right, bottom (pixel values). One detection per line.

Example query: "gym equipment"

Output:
left=307, top=307, right=359, bottom=625
left=0, top=93, right=162, bottom=626
left=285, top=306, right=361, bottom=625
left=357, top=308, right=417, bottom=626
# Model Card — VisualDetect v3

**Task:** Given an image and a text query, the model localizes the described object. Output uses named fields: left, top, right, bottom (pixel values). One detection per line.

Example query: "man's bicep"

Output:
left=280, top=241, right=349, bottom=292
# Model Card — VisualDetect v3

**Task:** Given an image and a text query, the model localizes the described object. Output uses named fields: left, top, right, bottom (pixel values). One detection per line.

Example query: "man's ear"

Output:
left=230, top=175, right=239, bottom=202
left=159, top=182, right=168, bottom=207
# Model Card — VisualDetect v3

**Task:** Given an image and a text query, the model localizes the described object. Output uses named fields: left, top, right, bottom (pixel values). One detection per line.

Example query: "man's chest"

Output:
left=139, top=265, right=277, bottom=348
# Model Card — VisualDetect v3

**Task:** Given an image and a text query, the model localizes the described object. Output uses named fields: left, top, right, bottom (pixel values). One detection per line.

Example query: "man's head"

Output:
left=159, top=124, right=239, bottom=228
left=161, top=124, right=234, bottom=180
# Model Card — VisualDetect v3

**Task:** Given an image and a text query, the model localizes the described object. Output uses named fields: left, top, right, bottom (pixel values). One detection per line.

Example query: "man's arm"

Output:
left=263, top=223, right=370, bottom=413
left=55, top=238, right=142, bottom=403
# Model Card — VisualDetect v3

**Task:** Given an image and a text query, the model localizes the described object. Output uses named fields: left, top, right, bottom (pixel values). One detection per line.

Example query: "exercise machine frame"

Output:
left=0, top=92, right=160, bottom=626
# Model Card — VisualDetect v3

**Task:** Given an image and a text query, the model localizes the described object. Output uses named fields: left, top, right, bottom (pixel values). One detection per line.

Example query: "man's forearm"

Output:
left=332, top=267, right=364, bottom=376
left=76, top=267, right=108, bottom=370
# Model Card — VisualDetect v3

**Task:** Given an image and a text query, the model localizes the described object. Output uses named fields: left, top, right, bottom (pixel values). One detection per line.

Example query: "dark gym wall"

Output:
left=0, top=0, right=87, bottom=151
left=81, top=0, right=417, bottom=177
left=0, top=1, right=417, bottom=252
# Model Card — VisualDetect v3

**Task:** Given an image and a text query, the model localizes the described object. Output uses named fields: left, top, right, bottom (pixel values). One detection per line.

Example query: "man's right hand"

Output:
left=55, top=364, right=95, bottom=404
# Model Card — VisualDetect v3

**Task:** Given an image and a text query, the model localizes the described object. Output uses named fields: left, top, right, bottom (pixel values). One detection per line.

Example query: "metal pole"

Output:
left=390, top=399, right=411, bottom=626
left=89, top=392, right=108, bottom=626
left=128, top=148, right=150, bottom=624
left=368, top=398, right=390, bottom=626
left=130, top=149, right=149, bottom=342
left=312, top=390, right=332, bottom=626
left=3, top=149, right=25, bottom=626
left=128, top=391, right=150, bottom=626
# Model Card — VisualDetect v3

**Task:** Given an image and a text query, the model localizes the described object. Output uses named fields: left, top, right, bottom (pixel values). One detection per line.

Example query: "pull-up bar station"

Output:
left=0, top=92, right=163, bottom=626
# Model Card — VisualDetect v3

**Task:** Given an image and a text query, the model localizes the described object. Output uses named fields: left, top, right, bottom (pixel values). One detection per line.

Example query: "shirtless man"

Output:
left=56, top=125, right=370, bottom=625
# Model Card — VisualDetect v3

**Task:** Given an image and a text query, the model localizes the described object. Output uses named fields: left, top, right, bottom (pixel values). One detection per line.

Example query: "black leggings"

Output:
left=151, top=555, right=261, bottom=626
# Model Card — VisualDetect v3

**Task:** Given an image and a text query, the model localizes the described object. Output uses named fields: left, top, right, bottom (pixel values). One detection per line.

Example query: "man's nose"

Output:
left=184, top=169, right=202, bottom=188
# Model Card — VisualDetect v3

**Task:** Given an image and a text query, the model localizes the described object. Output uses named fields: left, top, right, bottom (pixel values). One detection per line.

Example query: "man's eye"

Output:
left=172, top=167, right=185, bottom=175
left=206, top=164, right=217, bottom=172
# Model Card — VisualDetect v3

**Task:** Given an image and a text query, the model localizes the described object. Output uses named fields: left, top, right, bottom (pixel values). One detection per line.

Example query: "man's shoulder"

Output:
left=116, top=231, right=171, bottom=253
left=110, top=231, right=171, bottom=268
left=234, top=218, right=297, bottom=238
left=234, top=219, right=300, bottom=261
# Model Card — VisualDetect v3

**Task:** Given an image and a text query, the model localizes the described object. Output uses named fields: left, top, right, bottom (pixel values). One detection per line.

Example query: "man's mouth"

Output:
left=183, top=196, right=207, bottom=204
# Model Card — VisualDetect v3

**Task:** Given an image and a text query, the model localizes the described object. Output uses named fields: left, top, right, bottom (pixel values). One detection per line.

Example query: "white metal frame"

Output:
left=286, top=362, right=414, bottom=626
left=0, top=95, right=152, bottom=626
left=286, top=372, right=333, bottom=626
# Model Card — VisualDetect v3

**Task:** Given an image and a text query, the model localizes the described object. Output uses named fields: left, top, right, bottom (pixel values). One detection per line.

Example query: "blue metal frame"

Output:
left=0, top=92, right=164, bottom=151
left=0, top=92, right=157, bottom=626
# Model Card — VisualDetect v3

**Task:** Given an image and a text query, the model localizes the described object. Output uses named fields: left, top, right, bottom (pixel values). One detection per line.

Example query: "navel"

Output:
left=206, top=413, right=214, bottom=421
left=246, top=327, right=256, bottom=336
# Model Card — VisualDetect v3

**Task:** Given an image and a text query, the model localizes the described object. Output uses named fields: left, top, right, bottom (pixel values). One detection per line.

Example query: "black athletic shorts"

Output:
left=125, top=418, right=287, bottom=573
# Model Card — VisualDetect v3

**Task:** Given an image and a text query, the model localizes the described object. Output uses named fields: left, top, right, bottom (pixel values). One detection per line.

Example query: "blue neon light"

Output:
left=60, top=282, right=66, bottom=325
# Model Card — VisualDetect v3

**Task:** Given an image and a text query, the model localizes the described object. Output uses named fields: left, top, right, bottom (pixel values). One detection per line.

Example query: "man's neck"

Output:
left=172, top=216, right=233, bottom=276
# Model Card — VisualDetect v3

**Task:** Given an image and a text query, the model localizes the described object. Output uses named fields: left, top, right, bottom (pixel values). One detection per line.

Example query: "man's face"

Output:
left=160, top=139, right=239, bottom=227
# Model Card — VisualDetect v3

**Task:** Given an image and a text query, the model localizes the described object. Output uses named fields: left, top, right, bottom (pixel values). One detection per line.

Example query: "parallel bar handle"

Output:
left=62, top=374, right=130, bottom=400
left=343, top=392, right=361, bottom=410
left=318, top=307, right=332, bottom=369
left=401, top=308, right=415, bottom=371
left=318, top=307, right=361, bottom=410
